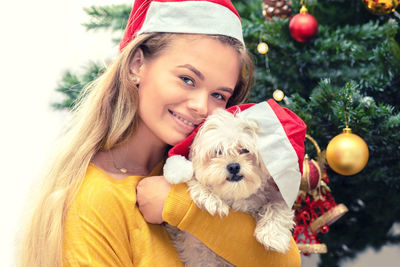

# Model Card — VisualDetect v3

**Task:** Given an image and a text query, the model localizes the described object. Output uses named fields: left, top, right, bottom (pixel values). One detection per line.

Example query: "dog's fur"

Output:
left=166, top=109, right=295, bottom=266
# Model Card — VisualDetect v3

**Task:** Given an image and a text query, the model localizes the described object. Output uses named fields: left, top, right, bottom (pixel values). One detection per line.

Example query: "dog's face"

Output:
left=190, top=109, right=270, bottom=201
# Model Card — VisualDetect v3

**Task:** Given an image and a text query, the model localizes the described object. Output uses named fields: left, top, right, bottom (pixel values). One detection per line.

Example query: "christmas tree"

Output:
left=54, top=0, right=400, bottom=266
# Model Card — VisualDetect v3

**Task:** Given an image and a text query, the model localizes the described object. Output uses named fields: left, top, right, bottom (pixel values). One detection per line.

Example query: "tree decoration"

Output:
left=272, top=89, right=285, bottom=101
left=293, top=135, right=348, bottom=255
left=288, top=1, right=318, bottom=42
left=257, top=42, right=269, bottom=54
left=326, top=127, right=369, bottom=176
left=325, top=90, right=369, bottom=176
left=262, top=0, right=292, bottom=20
left=362, top=0, right=399, bottom=15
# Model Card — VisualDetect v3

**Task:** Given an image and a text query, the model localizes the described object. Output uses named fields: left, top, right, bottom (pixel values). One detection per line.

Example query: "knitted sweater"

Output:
left=63, top=162, right=301, bottom=266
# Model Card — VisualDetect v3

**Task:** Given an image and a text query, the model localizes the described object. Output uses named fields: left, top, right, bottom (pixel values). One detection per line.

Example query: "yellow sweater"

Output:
left=63, top=162, right=301, bottom=266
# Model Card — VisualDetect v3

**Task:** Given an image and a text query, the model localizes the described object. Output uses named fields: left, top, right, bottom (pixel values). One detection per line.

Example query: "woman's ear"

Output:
left=129, top=48, right=145, bottom=78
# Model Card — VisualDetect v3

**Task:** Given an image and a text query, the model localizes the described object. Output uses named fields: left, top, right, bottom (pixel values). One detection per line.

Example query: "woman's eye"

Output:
left=180, top=76, right=194, bottom=86
left=240, top=148, right=249, bottom=154
left=211, top=92, right=226, bottom=101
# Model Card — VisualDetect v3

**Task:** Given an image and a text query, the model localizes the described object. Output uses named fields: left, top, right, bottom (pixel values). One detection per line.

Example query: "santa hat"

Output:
left=119, top=0, right=244, bottom=51
left=164, top=99, right=307, bottom=209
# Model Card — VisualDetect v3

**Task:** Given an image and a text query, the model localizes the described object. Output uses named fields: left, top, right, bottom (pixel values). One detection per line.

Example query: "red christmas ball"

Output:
left=289, top=12, right=318, bottom=42
left=301, top=157, right=321, bottom=192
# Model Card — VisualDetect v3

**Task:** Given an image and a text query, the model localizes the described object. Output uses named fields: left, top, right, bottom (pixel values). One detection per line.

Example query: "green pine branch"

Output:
left=52, top=62, right=105, bottom=110
left=82, top=4, right=131, bottom=32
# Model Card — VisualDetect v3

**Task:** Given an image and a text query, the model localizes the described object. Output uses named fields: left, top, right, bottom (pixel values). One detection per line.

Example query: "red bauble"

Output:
left=301, top=156, right=322, bottom=193
left=289, top=12, right=318, bottom=42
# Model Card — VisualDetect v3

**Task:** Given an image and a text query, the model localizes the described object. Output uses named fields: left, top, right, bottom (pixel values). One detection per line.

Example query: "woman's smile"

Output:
left=169, top=109, right=200, bottom=127
left=168, top=109, right=198, bottom=133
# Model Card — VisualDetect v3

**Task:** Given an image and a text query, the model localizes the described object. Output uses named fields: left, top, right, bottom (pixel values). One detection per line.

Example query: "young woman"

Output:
left=20, top=0, right=301, bottom=266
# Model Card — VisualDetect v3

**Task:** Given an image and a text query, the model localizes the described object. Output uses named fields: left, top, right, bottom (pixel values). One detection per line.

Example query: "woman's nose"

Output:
left=188, top=91, right=208, bottom=118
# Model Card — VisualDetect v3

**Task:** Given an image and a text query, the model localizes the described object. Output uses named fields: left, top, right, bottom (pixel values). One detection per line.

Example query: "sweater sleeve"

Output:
left=162, top=183, right=301, bottom=267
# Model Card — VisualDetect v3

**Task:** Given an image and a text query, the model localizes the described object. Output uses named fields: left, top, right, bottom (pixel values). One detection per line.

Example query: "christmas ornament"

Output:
left=300, top=135, right=323, bottom=194
left=262, top=0, right=292, bottom=20
left=297, top=243, right=327, bottom=254
left=362, top=0, right=399, bottom=15
left=272, top=89, right=285, bottom=101
left=257, top=42, right=269, bottom=54
left=326, top=127, right=369, bottom=176
left=310, top=203, right=348, bottom=233
left=293, top=135, right=348, bottom=255
left=300, top=155, right=321, bottom=193
left=289, top=5, right=318, bottom=42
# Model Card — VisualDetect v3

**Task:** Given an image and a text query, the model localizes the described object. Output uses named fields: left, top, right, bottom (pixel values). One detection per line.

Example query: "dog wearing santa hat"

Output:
left=164, top=99, right=306, bottom=265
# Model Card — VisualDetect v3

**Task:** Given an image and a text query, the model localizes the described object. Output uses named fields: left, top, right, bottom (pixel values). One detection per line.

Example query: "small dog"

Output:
left=164, top=108, right=295, bottom=266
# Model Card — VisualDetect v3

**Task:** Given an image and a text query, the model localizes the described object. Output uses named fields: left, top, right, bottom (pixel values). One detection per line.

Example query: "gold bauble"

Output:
left=273, top=89, right=285, bottom=101
left=326, top=127, right=369, bottom=176
left=257, top=42, right=269, bottom=54
left=362, top=0, right=399, bottom=15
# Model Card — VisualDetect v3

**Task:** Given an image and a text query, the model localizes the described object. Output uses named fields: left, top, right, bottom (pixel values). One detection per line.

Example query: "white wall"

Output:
left=0, top=1, right=129, bottom=266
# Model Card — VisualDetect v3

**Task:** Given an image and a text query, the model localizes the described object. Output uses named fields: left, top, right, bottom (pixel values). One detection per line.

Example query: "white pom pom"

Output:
left=163, top=155, right=193, bottom=184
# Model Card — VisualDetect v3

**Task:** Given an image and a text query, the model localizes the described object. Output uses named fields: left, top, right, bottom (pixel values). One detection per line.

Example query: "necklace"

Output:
left=110, top=149, right=142, bottom=174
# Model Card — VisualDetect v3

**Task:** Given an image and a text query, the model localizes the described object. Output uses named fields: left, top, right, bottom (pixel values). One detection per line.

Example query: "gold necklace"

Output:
left=110, top=149, right=142, bottom=174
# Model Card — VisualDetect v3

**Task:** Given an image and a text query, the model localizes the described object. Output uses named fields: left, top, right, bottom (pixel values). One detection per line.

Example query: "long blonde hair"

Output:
left=18, top=32, right=254, bottom=267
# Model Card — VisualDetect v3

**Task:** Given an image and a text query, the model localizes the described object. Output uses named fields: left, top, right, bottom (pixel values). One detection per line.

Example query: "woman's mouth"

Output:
left=168, top=110, right=198, bottom=127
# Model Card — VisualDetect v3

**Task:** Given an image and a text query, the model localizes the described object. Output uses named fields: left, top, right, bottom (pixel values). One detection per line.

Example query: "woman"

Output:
left=20, top=0, right=301, bottom=266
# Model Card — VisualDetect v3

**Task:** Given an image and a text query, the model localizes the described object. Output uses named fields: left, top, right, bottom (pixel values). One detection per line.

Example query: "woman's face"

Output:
left=133, top=35, right=241, bottom=146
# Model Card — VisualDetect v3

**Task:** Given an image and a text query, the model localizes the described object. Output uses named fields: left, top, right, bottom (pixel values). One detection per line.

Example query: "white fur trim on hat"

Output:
left=163, top=155, right=194, bottom=184
left=137, top=1, right=244, bottom=45
left=237, top=102, right=301, bottom=208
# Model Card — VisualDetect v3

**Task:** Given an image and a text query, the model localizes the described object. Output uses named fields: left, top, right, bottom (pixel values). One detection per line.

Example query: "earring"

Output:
left=131, top=76, right=138, bottom=82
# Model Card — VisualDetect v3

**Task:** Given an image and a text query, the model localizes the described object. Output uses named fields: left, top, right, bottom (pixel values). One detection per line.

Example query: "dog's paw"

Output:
left=254, top=224, right=292, bottom=254
left=206, top=195, right=230, bottom=217
left=193, top=192, right=230, bottom=217
left=188, top=182, right=230, bottom=216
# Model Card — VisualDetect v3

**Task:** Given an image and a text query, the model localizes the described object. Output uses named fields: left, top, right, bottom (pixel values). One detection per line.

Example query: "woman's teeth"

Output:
left=171, top=111, right=196, bottom=126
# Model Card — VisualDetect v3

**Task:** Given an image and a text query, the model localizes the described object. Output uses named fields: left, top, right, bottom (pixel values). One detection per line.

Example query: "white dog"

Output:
left=164, top=108, right=295, bottom=266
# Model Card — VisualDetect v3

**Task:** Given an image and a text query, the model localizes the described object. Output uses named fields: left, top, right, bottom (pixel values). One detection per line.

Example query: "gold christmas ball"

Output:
left=362, top=0, right=399, bottom=15
left=273, top=89, right=285, bottom=101
left=326, top=127, right=369, bottom=176
left=257, top=42, right=269, bottom=54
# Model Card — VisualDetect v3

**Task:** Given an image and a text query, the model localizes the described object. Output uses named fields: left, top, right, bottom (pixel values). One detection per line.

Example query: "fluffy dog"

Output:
left=164, top=108, right=295, bottom=266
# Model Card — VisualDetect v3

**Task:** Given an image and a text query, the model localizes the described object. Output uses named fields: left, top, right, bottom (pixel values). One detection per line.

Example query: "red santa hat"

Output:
left=119, top=0, right=244, bottom=51
left=164, top=99, right=307, bottom=209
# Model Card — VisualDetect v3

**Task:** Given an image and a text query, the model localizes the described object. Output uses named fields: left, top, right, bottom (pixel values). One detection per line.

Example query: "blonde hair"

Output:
left=18, top=32, right=254, bottom=267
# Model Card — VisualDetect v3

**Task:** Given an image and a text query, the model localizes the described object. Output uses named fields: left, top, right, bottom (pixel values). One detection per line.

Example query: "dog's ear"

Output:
left=242, top=120, right=259, bottom=136
left=268, top=178, right=280, bottom=192
left=258, top=155, right=270, bottom=176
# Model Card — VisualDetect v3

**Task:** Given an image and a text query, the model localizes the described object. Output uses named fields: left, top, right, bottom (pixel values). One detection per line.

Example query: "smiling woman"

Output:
left=134, top=35, right=241, bottom=146
left=18, top=1, right=302, bottom=266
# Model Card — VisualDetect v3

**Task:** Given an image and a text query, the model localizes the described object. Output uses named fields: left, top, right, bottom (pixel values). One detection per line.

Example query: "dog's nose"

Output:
left=227, top=163, right=240, bottom=174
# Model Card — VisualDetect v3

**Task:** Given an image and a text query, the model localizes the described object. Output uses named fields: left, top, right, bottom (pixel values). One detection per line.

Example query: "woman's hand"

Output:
left=136, top=175, right=172, bottom=224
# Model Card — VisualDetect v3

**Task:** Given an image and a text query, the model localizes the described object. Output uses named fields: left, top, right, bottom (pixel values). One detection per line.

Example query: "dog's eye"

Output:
left=214, top=149, right=223, bottom=156
left=240, top=148, right=249, bottom=154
